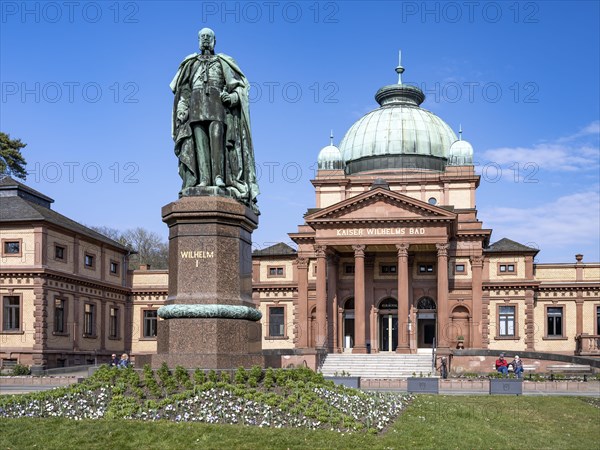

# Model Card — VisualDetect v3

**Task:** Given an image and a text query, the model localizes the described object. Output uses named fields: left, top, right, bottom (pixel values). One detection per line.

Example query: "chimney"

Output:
left=139, top=264, right=151, bottom=271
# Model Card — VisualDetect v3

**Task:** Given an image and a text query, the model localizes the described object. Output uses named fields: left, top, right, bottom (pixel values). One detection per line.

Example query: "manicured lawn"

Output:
left=1, top=395, right=598, bottom=449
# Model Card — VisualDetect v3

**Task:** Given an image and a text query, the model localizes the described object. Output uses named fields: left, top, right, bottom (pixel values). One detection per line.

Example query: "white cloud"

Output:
left=557, top=120, right=600, bottom=143
left=481, top=121, right=600, bottom=172
left=481, top=190, right=600, bottom=257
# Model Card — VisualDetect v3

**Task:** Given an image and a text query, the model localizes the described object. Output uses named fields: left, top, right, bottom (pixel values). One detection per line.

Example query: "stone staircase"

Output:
left=319, top=351, right=435, bottom=378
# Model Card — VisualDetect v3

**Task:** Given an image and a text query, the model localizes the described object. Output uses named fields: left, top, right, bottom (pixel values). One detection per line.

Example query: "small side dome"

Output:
left=317, top=132, right=343, bottom=170
left=448, top=139, right=474, bottom=166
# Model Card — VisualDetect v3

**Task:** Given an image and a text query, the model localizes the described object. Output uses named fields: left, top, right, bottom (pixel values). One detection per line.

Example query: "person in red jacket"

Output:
left=495, top=353, right=508, bottom=376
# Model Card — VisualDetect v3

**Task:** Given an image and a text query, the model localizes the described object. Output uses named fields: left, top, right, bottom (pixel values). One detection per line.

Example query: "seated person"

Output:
left=109, top=353, right=120, bottom=367
left=118, top=353, right=130, bottom=369
left=495, top=353, right=508, bottom=375
left=510, top=355, right=524, bottom=378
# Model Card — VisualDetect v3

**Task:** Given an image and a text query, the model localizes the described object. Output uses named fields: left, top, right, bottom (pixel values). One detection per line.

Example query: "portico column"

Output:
left=296, top=258, right=309, bottom=348
left=337, top=306, right=344, bottom=353
left=470, top=255, right=484, bottom=348
left=327, top=254, right=339, bottom=351
left=314, top=245, right=327, bottom=348
left=396, top=243, right=410, bottom=352
left=352, top=244, right=367, bottom=353
left=436, top=243, right=450, bottom=349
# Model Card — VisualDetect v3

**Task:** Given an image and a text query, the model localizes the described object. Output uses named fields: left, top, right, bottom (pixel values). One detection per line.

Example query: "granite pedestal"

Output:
left=136, top=196, right=264, bottom=369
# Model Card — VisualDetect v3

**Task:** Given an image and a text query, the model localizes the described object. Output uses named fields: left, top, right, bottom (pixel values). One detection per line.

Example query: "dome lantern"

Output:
left=317, top=130, right=343, bottom=170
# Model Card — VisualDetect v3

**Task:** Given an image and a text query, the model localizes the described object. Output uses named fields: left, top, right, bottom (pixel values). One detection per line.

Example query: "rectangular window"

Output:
left=380, top=264, right=397, bottom=274
left=143, top=310, right=158, bottom=338
left=84, top=253, right=95, bottom=269
left=499, top=264, right=515, bottom=273
left=2, top=296, right=20, bottom=331
left=419, top=264, right=434, bottom=273
left=54, top=298, right=66, bottom=333
left=268, top=266, right=284, bottom=277
left=547, top=307, right=563, bottom=337
left=344, top=264, right=355, bottom=274
left=109, top=307, right=119, bottom=338
left=110, top=261, right=119, bottom=275
left=455, top=264, right=465, bottom=273
left=83, top=303, right=95, bottom=336
left=596, top=306, right=600, bottom=335
left=499, top=305, right=515, bottom=336
left=268, top=307, right=285, bottom=337
left=3, top=240, right=21, bottom=255
left=55, top=245, right=66, bottom=261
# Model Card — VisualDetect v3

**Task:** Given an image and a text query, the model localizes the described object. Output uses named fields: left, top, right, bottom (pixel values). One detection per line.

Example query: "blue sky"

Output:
left=1, top=1, right=599, bottom=263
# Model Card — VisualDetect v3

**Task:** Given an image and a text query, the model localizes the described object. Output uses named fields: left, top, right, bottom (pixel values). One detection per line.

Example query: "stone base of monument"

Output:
left=136, top=317, right=263, bottom=369
left=136, top=195, right=263, bottom=370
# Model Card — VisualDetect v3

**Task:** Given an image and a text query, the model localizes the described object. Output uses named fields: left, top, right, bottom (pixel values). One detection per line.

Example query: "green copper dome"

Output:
left=339, top=67, right=457, bottom=175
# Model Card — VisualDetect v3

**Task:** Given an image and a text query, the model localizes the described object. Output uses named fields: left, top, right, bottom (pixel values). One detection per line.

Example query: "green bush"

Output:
left=173, top=366, right=193, bottom=390
left=220, top=371, right=231, bottom=383
left=207, top=369, right=218, bottom=382
left=11, top=364, right=30, bottom=376
left=488, top=371, right=504, bottom=379
left=193, top=368, right=206, bottom=385
left=234, top=367, right=248, bottom=385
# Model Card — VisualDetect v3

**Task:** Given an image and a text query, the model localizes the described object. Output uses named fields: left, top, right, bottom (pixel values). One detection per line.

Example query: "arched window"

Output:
left=378, top=298, right=397, bottom=310
left=344, top=297, right=355, bottom=310
left=417, top=296, right=436, bottom=310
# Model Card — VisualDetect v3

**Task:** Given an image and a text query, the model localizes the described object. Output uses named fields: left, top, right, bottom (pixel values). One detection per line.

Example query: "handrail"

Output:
left=432, top=337, right=437, bottom=372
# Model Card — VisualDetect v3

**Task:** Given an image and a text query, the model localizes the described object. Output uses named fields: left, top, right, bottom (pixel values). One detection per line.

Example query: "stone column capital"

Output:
left=296, top=257, right=309, bottom=270
left=396, top=243, right=409, bottom=258
left=352, top=244, right=366, bottom=258
left=436, top=242, right=449, bottom=257
left=313, top=244, right=327, bottom=258
left=470, top=255, right=484, bottom=267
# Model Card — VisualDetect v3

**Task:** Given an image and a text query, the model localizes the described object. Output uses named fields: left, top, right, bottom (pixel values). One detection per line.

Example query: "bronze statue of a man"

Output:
left=170, top=28, right=259, bottom=213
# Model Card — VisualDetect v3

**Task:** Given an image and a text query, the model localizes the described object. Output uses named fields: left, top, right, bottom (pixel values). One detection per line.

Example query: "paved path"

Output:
left=365, top=387, right=600, bottom=397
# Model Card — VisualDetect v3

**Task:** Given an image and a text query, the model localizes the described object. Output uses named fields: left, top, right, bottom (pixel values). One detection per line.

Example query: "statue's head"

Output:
left=198, top=28, right=216, bottom=53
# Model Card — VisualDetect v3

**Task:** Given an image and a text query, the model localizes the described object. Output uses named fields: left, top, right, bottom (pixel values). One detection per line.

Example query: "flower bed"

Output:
left=0, top=365, right=412, bottom=434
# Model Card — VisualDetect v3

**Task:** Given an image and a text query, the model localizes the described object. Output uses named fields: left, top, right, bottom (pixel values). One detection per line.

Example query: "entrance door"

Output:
left=418, top=319, right=436, bottom=348
left=379, top=314, right=398, bottom=351
left=342, top=298, right=355, bottom=350
left=343, top=314, right=355, bottom=349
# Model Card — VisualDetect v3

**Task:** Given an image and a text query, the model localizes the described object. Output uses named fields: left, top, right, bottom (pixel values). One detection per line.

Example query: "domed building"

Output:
left=250, top=62, right=600, bottom=375
left=278, top=65, right=490, bottom=357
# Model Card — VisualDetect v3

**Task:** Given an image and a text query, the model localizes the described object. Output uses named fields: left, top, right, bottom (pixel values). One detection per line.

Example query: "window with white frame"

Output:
left=269, top=307, right=285, bottom=337
left=2, top=296, right=20, bottom=331
left=499, top=305, right=515, bottom=336
left=547, top=307, right=563, bottom=337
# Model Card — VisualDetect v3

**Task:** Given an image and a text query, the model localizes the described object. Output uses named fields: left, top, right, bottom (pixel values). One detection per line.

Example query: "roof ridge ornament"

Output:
left=374, top=51, right=425, bottom=107
left=396, top=50, right=405, bottom=84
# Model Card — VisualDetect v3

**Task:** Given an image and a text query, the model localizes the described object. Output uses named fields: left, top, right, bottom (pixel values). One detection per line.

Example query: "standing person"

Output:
left=511, top=355, right=524, bottom=378
left=118, top=353, right=130, bottom=369
left=438, top=356, right=448, bottom=379
left=109, top=354, right=120, bottom=367
left=495, top=353, right=508, bottom=376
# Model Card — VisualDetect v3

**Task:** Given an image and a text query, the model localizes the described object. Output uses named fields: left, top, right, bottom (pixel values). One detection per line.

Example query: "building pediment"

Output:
left=305, top=188, right=456, bottom=226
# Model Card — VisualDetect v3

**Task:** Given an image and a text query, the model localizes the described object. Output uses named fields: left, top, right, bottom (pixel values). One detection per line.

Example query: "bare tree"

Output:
left=88, top=225, right=168, bottom=270
left=123, top=227, right=168, bottom=269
